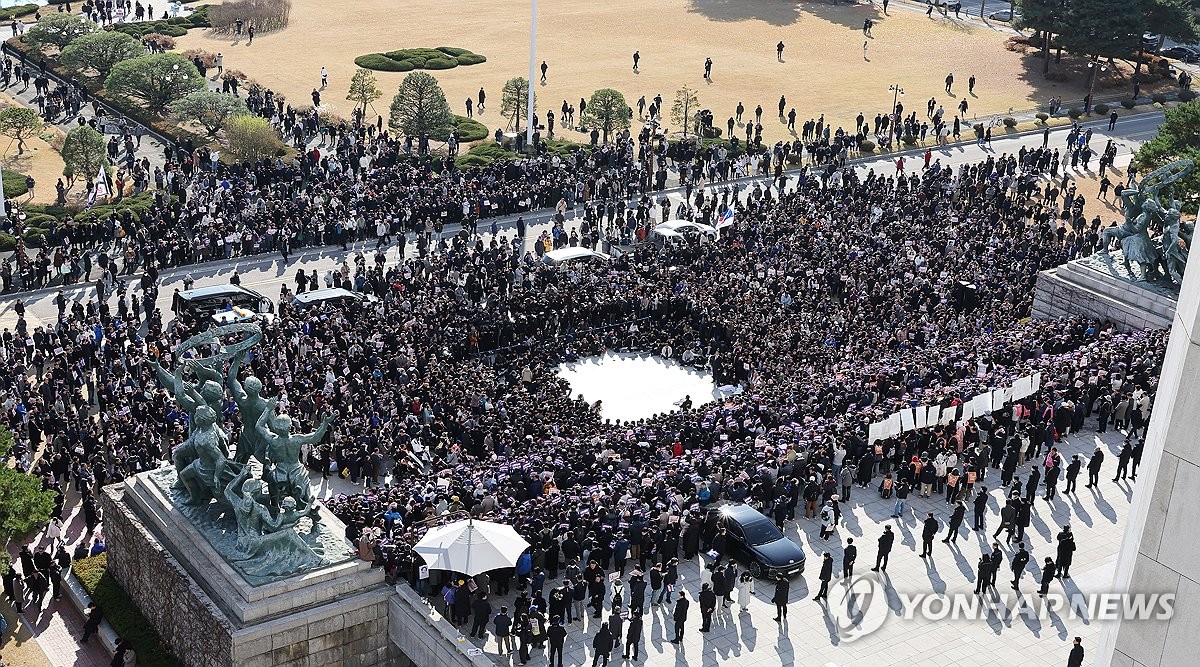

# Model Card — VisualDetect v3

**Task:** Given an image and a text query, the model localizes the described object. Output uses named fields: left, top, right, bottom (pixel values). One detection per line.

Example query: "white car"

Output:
left=541, top=247, right=612, bottom=268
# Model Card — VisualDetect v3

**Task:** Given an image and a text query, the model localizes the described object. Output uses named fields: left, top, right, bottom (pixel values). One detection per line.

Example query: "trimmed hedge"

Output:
left=1180, top=89, right=1198, bottom=102
left=1002, top=117, right=1017, bottom=128
left=1151, top=93, right=1168, bottom=104
left=109, top=5, right=210, bottom=37
left=1035, top=112, right=1049, bottom=121
left=2, top=170, right=29, bottom=198
left=1121, top=98, right=1137, bottom=109
left=1093, top=103, right=1110, bottom=114
left=0, top=4, right=38, bottom=21
left=430, top=114, right=487, bottom=142
left=355, top=46, right=485, bottom=73
left=74, top=554, right=181, bottom=667
left=353, top=53, right=412, bottom=72
left=1067, top=107, right=1083, bottom=119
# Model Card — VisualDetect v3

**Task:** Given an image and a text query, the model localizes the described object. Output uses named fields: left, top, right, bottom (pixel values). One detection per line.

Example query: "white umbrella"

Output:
left=414, top=518, right=530, bottom=577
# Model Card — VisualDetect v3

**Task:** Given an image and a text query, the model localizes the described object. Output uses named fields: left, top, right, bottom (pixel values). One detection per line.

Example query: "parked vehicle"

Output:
left=704, top=502, right=806, bottom=578
left=290, top=288, right=379, bottom=311
left=1163, top=45, right=1200, bottom=63
left=172, top=285, right=274, bottom=326
left=987, top=9, right=1020, bottom=22
left=541, top=247, right=612, bottom=269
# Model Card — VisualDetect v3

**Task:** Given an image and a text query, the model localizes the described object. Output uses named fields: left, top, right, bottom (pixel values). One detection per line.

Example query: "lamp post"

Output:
left=526, top=0, right=537, bottom=154
left=888, top=83, right=904, bottom=147
left=1086, top=61, right=1107, bottom=114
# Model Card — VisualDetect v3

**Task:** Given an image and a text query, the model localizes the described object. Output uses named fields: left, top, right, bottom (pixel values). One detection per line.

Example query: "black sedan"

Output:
left=706, top=503, right=806, bottom=578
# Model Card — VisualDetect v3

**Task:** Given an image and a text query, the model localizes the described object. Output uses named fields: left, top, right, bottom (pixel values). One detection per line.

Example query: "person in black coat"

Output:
left=973, top=488, right=989, bottom=531
left=813, top=553, right=834, bottom=602
left=1025, top=466, right=1041, bottom=503
left=1044, top=461, right=1061, bottom=501
left=1015, top=497, right=1032, bottom=542
left=699, top=583, right=717, bottom=632
left=591, top=622, right=614, bottom=667
left=973, top=555, right=990, bottom=595
left=920, top=512, right=939, bottom=558
left=547, top=617, right=567, bottom=667
left=943, top=502, right=966, bottom=544
left=670, top=591, right=689, bottom=642
left=842, top=538, right=857, bottom=578
left=623, top=613, right=644, bottom=660
left=470, top=593, right=492, bottom=638
left=1055, top=526, right=1076, bottom=578
left=1065, top=455, right=1082, bottom=494
left=1038, top=557, right=1057, bottom=597
left=986, top=542, right=1003, bottom=589
left=1010, top=543, right=1030, bottom=591
left=1087, top=447, right=1105, bottom=488
left=1114, top=439, right=1133, bottom=481
left=771, top=576, right=790, bottom=620
left=872, top=525, right=894, bottom=571
left=1068, top=637, right=1085, bottom=667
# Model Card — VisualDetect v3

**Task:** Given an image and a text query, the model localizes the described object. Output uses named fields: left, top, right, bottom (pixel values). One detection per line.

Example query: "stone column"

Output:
left=1099, top=256, right=1200, bottom=665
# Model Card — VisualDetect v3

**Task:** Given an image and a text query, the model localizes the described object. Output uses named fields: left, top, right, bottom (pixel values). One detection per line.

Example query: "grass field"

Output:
left=175, top=0, right=1169, bottom=145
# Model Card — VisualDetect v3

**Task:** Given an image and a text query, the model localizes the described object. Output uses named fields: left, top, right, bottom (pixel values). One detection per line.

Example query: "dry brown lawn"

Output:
left=176, top=0, right=1160, bottom=145
left=0, top=93, right=67, bottom=205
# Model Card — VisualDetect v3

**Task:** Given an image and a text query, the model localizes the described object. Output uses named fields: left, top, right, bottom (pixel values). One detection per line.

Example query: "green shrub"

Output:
left=22, top=212, right=57, bottom=228
left=74, top=554, right=181, bottom=667
left=545, top=139, right=589, bottom=155
left=1151, top=93, right=1168, bottom=104
left=357, top=46, right=485, bottom=72
left=353, top=53, right=412, bottom=71
left=1121, top=98, right=1137, bottom=109
left=1002, top=117, right=1017, bottom=128
left=454, top=53, right=487, bottom=66
left=0, top=232, right=14, bottom=251
left=858, top=140, right=876, bottom=152
left=109, top=6, right=209, bottom=38
left=0, top=4, right=38, bottom=21
left=1093, top=103, right=1110, bottom=115
left=1180, top=89, right=1198, bottom=102
left=1067, top=107, right=1083, bottom=119
left=431, top=115, right=487, bottom=142
left=454, top=153, right=492, bottom=169
left=2, top=170, right=29, bottom=198
left=1035, top=112, right=1049, bottom=122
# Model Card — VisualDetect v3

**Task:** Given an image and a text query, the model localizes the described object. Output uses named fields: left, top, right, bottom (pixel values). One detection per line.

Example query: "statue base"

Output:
left=100, top=474, right=394, bottom=667
left=1032, top=252, right=1177, bottom=331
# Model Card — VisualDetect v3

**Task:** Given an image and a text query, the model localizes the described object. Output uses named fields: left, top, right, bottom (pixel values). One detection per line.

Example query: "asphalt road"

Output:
left=0, top=111, right=1165, bottom=331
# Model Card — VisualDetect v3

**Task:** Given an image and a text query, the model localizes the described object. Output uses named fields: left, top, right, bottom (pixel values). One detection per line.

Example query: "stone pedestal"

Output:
left=101, top=473, right=392, bottom=667
left=1032, top=253, right=1177, bottom=332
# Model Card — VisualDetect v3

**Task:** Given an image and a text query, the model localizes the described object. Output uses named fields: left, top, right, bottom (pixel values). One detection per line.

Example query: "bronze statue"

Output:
left=151, top=323, right=335, bottom=579
left=1101, top=159, right=1195, bottom=285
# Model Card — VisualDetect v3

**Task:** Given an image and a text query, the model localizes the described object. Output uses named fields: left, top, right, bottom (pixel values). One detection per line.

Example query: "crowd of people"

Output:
left=0, top=128, right=1169, bottom=664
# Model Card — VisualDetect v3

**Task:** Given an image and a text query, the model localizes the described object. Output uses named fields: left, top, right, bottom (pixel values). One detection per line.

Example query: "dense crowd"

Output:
left=0, top=145, right=1168, bottom=664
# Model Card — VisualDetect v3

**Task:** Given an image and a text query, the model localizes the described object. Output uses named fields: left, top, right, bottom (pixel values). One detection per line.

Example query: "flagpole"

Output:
left=0, top=159, right=7, bottom=222
left=526, top=0, right=536, bottom=153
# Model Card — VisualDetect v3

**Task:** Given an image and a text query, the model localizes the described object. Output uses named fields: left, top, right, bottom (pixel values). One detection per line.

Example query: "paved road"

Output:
left=0, top=111, right=1163, bottom=331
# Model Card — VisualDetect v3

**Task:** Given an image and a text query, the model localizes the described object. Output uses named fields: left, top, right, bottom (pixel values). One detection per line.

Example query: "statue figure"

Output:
left=1100, top=159, right=1195, bottom=285
left=151, top=359, right=230, bottom=476
left=223, top=467, right=323, bottom=577
left=176, top=393, right=231, bottom=505
left=227, top=349, right=272, bottom=465
left=255, top=397, right=335, bottom=510
left=1162, top=204, right=1193, bottom=284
